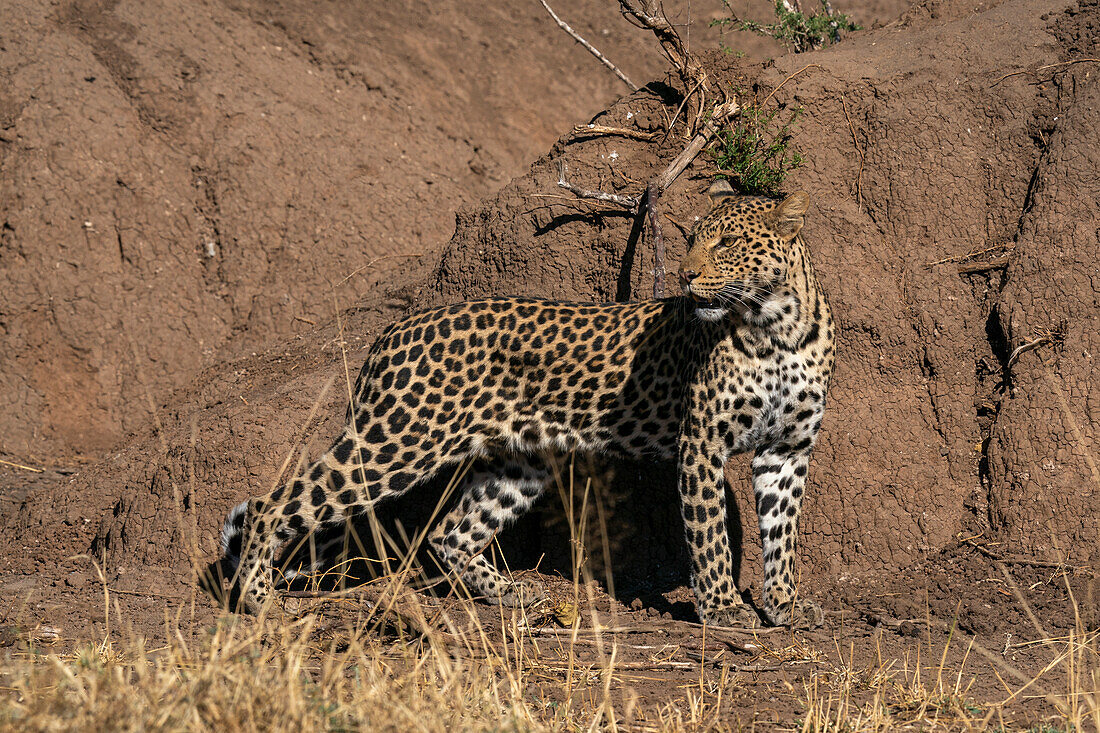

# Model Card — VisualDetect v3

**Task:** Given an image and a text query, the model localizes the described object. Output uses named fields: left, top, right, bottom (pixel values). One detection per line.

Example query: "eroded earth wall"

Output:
left=0, top=0, right=688, bottom=459
left=5, top=0, right=1099, bottom=597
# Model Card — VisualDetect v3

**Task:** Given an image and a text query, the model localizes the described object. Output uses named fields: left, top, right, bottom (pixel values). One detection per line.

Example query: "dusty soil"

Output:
left=2, top=0, right=1099, bottom=727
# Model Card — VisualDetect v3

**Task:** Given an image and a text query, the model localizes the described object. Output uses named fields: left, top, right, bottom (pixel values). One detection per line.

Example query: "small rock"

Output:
left=647, top=606, right=659, bottom=617
left=65, top=572, right=91, bottom=589
left=629, top=597, right=644, bottom=611
left=661, top=611, right=673, bottom=620
left=897, top=620, right=921, bottom=637
left=0, top=626, right=18, bottom=647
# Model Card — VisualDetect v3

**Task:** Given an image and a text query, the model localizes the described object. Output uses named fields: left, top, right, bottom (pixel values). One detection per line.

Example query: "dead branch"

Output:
left=653, top=98, right=740, bottom=192
left=928, top=242, right=1015, bottom=268
left=523, top=624, right=670, bottom=635
left=660, top=79, right=705, bottom=144
left=520, top=622, right=765, bottom=653
left=646, top=181, right=666, bottom=297
left=557, top=161, right=640, bottom=208
left=1006, top=323, right=1066, bottom=372
left=556, top=3, right=744, bottom=300
left=991, top=58, right=1100, bottom=87
left=571, top=124, right=658, bottom=142
left=618, top=1, right=708, bottom=94
left=539, top=0, right=638, bottom=91
left=760, top=64, right=822, bottom=108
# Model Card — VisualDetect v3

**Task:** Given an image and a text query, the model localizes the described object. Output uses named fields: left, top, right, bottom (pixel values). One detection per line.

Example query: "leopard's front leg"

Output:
left=232, top=498, right=281, bottom=615
left=751, top=443, right=822, bottom=628
left=677, top=426, right=759, bottom=628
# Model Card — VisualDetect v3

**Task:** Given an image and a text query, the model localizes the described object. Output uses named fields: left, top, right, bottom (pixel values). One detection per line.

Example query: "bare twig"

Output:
left=523, top=624, right=670, bottom=635
left=660, top=79, right=706, bottom=144
left=927, top=243, right=1014, bottom=267
left=557, top=162, right=640, bottom=208
left=560, top=3, right=745, bottom=300
left=760, top=64, right=822, bottom=108
left=991, top=58, right=1100, bottom=87
left=571, top=124, right=658, bottom=142
left=521, top=621, right=766, bottom=653
left=663, top=213, right=691, bottom=239
left=841, top=96, right=864, bottom=211
left=337, top=253, right=423, bottom=288
left=1006, top=323, right=1066, bottom=372
left=962, top=536, right=1086, bottom=572
left=539, top=0, right=638, bottom=91
left=618, top=0, right=708, bottom=95
left=646, top=181, right=666, bottom=297
left=957, top=256, right=1012, bottom=274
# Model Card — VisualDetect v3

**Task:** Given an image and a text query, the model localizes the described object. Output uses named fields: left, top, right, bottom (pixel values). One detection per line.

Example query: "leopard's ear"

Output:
left=708, top=179, right=736, bottom=205
left=773, top=191, right=809, bottom=239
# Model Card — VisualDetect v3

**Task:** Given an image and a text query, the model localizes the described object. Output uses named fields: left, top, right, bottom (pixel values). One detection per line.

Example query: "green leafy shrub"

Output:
left=714, top=0, right=861, bottom=53
left=710, top=105, right=804, bottom=197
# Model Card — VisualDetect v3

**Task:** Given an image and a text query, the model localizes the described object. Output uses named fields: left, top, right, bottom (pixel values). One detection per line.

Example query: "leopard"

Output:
left=219, top=180, right=835, bottom=628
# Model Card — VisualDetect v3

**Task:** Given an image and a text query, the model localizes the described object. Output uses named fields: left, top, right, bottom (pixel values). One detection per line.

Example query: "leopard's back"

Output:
left=349, top=296, right=691, bottom=461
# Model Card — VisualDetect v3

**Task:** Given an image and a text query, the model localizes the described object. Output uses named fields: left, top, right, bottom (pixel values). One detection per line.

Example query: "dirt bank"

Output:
left=1, top=4, right=1097, bottom=726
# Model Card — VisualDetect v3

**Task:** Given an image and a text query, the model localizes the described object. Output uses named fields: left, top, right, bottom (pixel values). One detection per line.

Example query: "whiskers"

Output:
left=685, top=279, right=773, bottom=322
left=714, top=281, right=768, bottom=309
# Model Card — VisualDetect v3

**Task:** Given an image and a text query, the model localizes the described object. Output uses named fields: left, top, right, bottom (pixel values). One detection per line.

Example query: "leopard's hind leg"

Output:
left=223, top=423, right=476, bottom=614
left=428, top=455, right=551, bottom=607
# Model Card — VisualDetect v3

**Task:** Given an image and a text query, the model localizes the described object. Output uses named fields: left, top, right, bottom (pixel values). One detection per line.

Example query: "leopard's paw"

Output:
left=496, top=578, right=548, bottom=608
left=702, top=604, right=763, bottom=629
left=765, top=598, right=824, bottom=629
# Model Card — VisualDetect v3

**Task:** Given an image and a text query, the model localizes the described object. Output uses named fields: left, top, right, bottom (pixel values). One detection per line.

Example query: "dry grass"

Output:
left=1, top=615, right=547, bottom=732
left=794, top=589, right=1099, bottom=732
left=2, top=447, right=1096, bottom=731
left=3, top=560, right=1097, bottom=732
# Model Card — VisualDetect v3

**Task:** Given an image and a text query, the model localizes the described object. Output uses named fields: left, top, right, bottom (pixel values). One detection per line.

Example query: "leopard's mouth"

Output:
left=687, top=290, right=726, bottom=309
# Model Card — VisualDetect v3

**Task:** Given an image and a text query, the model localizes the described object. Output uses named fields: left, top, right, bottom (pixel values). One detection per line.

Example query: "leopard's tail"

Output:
left=220, top=499, right=335, bottom=584
left=219, top=500, right=249, bottom=576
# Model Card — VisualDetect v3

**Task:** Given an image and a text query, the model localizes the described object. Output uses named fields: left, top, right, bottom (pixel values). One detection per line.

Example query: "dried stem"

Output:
left=841, top=96, right=864, bottom=210
left=618, top=0, right=712, bottom=132
left=0, top=457, right=44, bottom=472
left=956, top=255, right=1012, bottom=274
left=1006, top=331, right=1064, bottom=372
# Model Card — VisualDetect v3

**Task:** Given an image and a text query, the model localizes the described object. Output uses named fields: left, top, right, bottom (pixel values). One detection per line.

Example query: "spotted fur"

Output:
left=220, top=182, right=835, bottom=627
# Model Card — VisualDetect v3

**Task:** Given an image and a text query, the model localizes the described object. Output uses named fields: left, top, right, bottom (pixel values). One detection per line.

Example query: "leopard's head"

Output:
left=678, top=181, right=809, bottom=321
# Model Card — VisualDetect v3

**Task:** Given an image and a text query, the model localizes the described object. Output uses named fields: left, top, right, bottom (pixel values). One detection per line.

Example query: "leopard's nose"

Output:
left=680, top=269, right=699, bottom=285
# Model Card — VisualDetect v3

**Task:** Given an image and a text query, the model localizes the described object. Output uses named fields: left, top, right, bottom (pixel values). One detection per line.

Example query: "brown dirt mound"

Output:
left=0, top=0, right=716, bottom=461
left=3, top=0, right=1098, bottom=671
